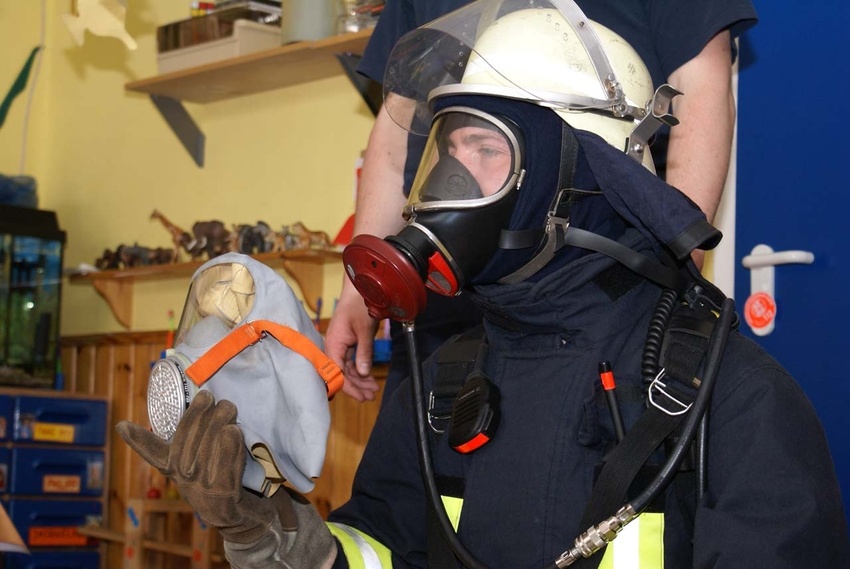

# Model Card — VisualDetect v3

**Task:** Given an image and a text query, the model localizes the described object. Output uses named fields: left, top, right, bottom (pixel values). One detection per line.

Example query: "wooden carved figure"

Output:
left=150, top=210, right=230, bottom=262
left=278, top=222, right=332, bottom=251
left=150, top=210, right=190, bottom=262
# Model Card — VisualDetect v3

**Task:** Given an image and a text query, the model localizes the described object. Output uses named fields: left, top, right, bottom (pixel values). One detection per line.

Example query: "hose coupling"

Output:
left=554, top=504, right=637, bottom=568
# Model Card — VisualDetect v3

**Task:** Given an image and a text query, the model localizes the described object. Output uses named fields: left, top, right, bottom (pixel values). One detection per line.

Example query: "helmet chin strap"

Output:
left=498, top=185, right=686, bottom=293
left=497, top=98, right=690, bottom=288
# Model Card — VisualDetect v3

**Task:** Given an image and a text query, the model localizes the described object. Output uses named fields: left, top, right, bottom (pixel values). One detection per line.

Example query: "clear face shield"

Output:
left=382, top=0, right=633, bottom=137
left=406, top=108, right=523, bottom=216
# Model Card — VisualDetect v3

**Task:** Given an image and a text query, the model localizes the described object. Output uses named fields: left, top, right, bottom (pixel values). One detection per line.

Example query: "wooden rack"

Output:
left=124, top=29, right=372, bottom=165
left=68, top=249, right=343, bottom=329
left=125, top=29, right=372, bottom=104
left=77, top=498, right=226, bottom=569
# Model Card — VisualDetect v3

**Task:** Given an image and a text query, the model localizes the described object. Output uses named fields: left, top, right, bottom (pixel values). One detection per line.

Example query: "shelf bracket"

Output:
left=91, top=278, right=133, bottom=329
left=281, top=258, right=323, bottom=316
left=150, top=95, right=205, bottom=167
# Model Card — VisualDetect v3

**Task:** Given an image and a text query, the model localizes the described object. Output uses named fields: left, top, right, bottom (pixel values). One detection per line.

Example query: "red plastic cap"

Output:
left=343, top=235, right=428, bottom=322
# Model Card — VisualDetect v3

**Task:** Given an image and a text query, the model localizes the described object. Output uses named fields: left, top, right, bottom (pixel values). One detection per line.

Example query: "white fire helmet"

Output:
left=382, top=0, right=674, bottom=172
left=146, top=253, right=343, bottom=495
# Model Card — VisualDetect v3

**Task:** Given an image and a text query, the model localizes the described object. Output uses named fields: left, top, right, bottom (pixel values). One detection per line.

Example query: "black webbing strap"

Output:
left=572, top=304, right=715, bottom=568
left=427, top=474, right=467, bottom=569
left=660, top=305, right=716, bottom=389
left=427, top=328, right=486, bottom=568
left=429, top=326, right=487, bottom=434
left=569, top=406, right=685, bottom=569
left=427, top=498, right=462, bottom=568
left=660, top=305, right=717, bottom=541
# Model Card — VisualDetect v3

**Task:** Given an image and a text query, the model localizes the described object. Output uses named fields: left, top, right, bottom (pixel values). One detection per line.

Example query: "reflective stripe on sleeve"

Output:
left=598, top=512, right=665, bottom=569
left=327, top=522, right=393, bottom=569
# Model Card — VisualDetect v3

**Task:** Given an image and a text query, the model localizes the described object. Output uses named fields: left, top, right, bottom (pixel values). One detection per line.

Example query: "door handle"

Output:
left=741, top=244, right=815, bottom=336
left=742, top=248, right=814, bottom=269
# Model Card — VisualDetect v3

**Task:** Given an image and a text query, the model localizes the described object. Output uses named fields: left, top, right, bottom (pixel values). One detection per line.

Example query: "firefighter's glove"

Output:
left=116, top=391, right=336, bottom=567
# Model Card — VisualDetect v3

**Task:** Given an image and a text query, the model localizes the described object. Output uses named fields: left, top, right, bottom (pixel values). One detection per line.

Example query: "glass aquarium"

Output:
left=0, top=206, right=65, bottom=388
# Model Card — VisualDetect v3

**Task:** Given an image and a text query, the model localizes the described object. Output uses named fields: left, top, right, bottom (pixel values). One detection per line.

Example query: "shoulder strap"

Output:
left=426, top=326, right=487, bottom=569
left=428, top=326, right=487, bottom=434
left=572, top=303, right=716, bottom=567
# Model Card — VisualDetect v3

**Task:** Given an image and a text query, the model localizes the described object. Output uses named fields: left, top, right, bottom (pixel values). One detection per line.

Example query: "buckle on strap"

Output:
left=648, top=368, right=694, bottom=416
left=428, top=391, right=453, bottom=435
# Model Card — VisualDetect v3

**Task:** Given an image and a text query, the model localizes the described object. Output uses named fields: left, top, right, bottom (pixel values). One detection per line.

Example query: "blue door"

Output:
left=736, top=0, right=850, bottom=519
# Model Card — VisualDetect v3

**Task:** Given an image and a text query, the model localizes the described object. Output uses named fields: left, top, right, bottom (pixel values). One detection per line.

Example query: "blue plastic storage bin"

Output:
left=7, top=499, right=101, bottom=549
left=12, top=396, right=107, bottom=446
left=9, top=448, right=104, bottom=496
left=0, top=394, right=12, bottom=441
left=0, top=447, right=9, bottom=493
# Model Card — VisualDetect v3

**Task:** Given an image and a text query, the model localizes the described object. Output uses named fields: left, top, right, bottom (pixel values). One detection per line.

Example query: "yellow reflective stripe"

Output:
left=327, top=522, right=393, bottom=569
left=441, top=496, right=463, bottom=531
left=599, top=547, right=615, bottom=569
left=638, top=513, right=664, bottom=568
left=597, top=513, right=665, bottom=569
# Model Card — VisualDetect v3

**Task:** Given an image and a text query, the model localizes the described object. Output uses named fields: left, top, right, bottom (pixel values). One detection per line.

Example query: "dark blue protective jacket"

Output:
left=329, top=225, right=850, bottom=568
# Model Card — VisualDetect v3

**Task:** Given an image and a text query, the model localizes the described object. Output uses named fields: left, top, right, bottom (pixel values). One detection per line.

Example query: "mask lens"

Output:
left=409, top=111, right=518, bottom=210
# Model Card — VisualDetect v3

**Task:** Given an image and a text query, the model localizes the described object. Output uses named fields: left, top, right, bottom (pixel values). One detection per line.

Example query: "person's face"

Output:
left=445, top=125, right=512, bottom=197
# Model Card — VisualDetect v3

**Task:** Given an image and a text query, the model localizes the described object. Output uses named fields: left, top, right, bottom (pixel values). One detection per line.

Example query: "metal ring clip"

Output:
left=428, top=391, right=451, bottom=434
left=648, top=369, right=693, bottom=416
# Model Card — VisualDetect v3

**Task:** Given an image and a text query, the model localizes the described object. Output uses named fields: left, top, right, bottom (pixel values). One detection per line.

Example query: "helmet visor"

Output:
left=383, top=0, right=619, bottom=136
left=406, top=107, right=522, bottom=214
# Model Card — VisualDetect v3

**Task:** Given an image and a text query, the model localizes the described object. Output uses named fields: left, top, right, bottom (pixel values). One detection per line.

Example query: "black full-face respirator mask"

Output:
left=343, top=107, right=526, bottom=322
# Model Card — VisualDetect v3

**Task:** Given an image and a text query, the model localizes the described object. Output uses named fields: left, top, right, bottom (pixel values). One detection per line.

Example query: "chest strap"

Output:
left=427, top=327, right=487, bottom=568
left=572, top=303, right=716, bottom=568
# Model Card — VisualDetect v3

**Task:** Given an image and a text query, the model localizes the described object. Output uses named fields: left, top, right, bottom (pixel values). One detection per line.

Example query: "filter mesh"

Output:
left=147, top=359, right=190, bottom=440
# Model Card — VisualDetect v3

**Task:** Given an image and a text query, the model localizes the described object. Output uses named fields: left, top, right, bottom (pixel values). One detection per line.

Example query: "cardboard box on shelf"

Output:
left=157, top=19, right=281, bottom=74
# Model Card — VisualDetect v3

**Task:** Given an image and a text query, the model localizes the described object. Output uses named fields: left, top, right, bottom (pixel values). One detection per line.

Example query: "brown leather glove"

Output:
left=116, top=390, right=336, bottom=567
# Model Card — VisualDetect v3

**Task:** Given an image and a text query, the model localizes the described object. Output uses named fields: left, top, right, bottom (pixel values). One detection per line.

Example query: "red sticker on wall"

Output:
left=744, top=292, right=777, bottom=329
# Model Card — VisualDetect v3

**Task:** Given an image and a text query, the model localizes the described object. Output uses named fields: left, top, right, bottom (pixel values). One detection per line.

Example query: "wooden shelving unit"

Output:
left=77, top=498, right=227, bottom=569
left=68, top=249, right=343, bottom=329
left=126, top=29, right=372, bottom=103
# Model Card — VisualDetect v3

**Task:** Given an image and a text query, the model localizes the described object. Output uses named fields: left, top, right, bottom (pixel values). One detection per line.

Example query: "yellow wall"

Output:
left=0, top=1, right=373, bottom=335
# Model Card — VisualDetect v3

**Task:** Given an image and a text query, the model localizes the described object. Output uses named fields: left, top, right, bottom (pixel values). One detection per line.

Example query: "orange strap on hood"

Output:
left=185, top=319, right=344, bottom=397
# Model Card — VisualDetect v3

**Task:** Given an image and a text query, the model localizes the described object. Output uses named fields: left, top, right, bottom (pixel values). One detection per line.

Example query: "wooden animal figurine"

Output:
left=229, top=221, right=275, bottom=255
left=189, top=219, right=230, bottom=260
left=279, top=221, right=333, bottom=251
left=150, top=210, right=190, bottom=262
left=150, top=210, right=230, bottom=262
left=95, top=248, right=119, bottom=270
left=95, top=243, right=175, bottom=269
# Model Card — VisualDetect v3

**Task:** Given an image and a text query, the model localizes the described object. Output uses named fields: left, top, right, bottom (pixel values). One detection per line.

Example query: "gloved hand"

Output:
left=116, top=390, right=336, bottom=568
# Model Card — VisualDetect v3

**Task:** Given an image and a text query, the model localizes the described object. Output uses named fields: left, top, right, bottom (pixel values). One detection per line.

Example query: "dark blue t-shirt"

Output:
left=359, top=0, right=757, bottom=183
left=360, top=0, right=757, bottom=95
